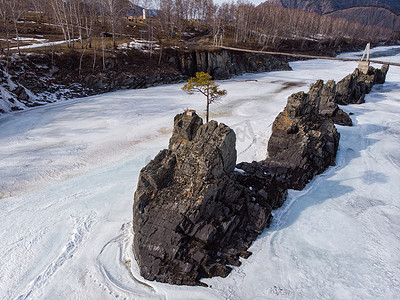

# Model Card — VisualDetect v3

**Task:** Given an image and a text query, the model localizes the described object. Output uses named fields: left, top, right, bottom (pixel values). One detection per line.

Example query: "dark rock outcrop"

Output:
left=374, top=64, right=390, bottom=84
left=312, top=80, right=353, bottom=126
left=132, top=112, right=286, bottom=285
left=263, top=91, right=340, bottom=190
left=132, top=64, right=390, bottom=286
left=306, top=65, right=389, bottom=127
left=170, top=49, right=292, bottom=80
left=263, top=65, right=388, bottom=190
left=335, top=64, right=389, bottom=105
left=13, top=86, right=29, bottom=101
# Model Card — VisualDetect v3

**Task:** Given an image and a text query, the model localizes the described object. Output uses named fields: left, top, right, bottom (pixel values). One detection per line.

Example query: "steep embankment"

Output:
left=0, top=49, right=290, bottom=115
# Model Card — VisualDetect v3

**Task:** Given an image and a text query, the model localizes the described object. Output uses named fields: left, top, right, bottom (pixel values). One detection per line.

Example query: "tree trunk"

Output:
left=206, top=95, right=210, bottom=123
left=93, top=45, right=96, bottom=71
left=13, top=20, right=20, bottom=55
left=102, top=35, right=105, bottom=70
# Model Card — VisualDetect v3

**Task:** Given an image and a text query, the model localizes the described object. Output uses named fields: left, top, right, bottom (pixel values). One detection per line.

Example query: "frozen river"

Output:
left=1, top=46, right=400, bottom=299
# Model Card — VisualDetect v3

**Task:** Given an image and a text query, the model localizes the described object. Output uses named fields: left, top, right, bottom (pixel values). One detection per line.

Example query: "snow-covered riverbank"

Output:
left=1, top=46, right=399, bottom=299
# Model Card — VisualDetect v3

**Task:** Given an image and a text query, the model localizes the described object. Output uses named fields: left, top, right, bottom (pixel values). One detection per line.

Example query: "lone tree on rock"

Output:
left=182, top=72, right=227, bottom=122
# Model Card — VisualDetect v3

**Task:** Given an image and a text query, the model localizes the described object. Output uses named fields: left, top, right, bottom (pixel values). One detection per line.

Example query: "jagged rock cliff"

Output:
left=169, top=49, right=292, bottom=80
left=262, top=64, right=389, bottom=190
left=132, top=112, right=287, bottom=285
left=263, top=90, right=340, bottom=190
left=335, top=65, right=389, bottom=105
left=314, top=79, right=353, bottom=126
left=132, top=64, right=389, bottom=286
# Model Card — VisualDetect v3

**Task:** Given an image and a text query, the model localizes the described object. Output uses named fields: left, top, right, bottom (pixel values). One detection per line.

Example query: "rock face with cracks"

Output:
left=264, top=90, right=340, bottom=190
left=262, top=65, right=388, bottom=190
left=313, top=79, right=353, bottom=126
left=335, top=65, right=389, bottom=105
left=132, top=65, right=389, bottom=286
left=132, top=112, right=287, bottom=285
left=316, top=65, right=389, bottom=126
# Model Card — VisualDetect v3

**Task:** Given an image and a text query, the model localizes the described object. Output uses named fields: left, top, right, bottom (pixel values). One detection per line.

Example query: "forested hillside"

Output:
left=1, top=0, right=395, bottom=57
left=267, top=0, right=400, bottom=30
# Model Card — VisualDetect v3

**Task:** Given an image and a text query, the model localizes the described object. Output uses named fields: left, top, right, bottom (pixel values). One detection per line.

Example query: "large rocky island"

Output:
left=132, top=64, right=389, bottom=285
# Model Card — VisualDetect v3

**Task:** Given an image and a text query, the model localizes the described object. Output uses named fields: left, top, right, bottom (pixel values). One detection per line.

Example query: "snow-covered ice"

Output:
left=0, top=46, right=399, bottom=299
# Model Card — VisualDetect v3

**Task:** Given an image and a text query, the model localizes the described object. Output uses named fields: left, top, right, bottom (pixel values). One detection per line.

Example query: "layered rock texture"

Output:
left=315, top=79, right=353, bottom=126
left=263, top=64, right=389, bottom=190
left=132, top=65, right=389, bottom=286
left=133, top=112, right=287, bottom=285
left=263, top=90, right=340, bottom=190
left=172, top=49, right=292, bottom=80
left=335, top=65, right=389, bottom=105
left=311, top=64, right=389, bottom=126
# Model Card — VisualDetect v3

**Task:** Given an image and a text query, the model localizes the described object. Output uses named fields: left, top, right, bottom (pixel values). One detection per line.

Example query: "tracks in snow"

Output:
left=94, top=222, right=160, bottom=299
left=17, top=211, right=97, bottom=300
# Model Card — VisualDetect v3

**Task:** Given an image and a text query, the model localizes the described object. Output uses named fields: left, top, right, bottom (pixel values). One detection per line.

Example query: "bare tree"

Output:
left=50, top=0, right=71, bottom=46
left=7, top=0, right=27, bottom=55
left=103, top=0, right=129, bottom=48
left=0, top=0, right=10, bottom=62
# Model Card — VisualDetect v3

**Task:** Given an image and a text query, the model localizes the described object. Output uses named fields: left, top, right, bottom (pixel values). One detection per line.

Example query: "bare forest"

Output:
left=0, top=0, right=396, bottom=57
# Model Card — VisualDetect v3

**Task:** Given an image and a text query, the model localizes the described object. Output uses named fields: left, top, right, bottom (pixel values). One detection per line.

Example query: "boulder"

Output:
left=133, top=111, right=286, bottom=285
left=335, top=71, right=364, bottom=105
left=13, top=86, right=29, bottom=101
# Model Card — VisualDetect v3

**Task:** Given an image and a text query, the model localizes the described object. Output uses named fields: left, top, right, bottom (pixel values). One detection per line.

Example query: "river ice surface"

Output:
left=1, top=46, right=399, bottom=299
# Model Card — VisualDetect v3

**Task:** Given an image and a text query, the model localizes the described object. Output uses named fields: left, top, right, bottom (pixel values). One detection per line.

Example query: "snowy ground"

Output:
left=0, top=46, right=399, bottom=299
left=118, top=38, right=160, bottom=53
left=9, top=38, right=80, bottom=50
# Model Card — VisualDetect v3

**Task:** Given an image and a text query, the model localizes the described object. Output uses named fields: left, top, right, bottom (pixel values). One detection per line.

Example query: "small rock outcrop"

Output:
left=264, top=91, right=340, bottom=190
left=262, top=65, right=388, bottom=190
left=374, top=64, right=390, bottom=84
left=335, top=64, right=389, bottom=105
left=306, top=64, right=389, bottom=127
left=133, top=111, right=286, bottom=285
left=313, top=80, right=353, bottom=126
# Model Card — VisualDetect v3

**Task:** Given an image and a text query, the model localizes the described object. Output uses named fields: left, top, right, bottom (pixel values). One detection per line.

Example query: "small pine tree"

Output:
left=182, top=72, right=227, bottom=122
